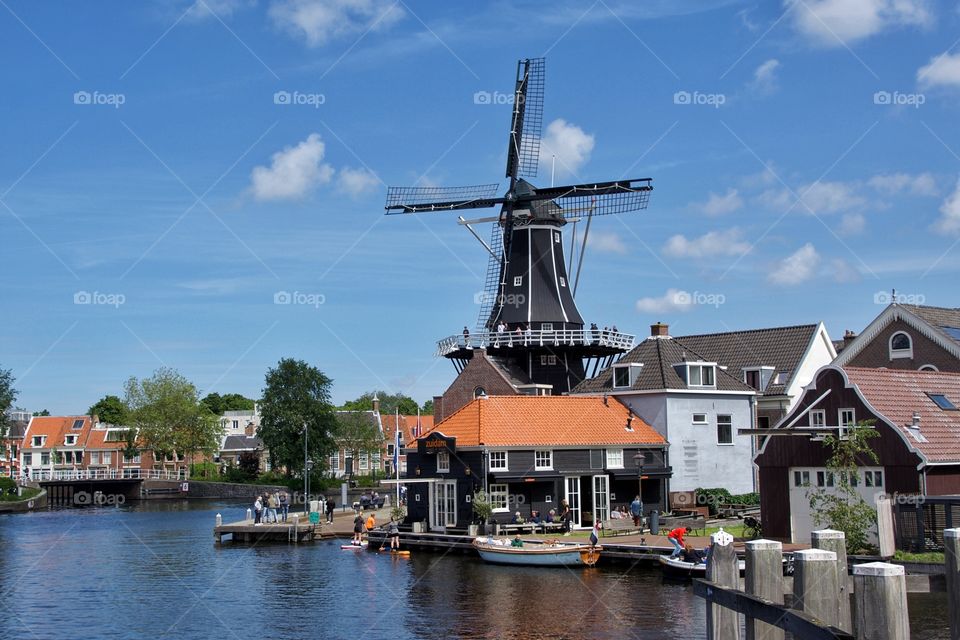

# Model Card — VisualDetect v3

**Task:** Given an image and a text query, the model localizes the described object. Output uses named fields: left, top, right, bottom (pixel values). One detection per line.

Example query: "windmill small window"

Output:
left=559, top=277, right=566, bottom=287
left=554, top=232, right=560, bottom=243
left=514, top=276, right=522, bottom=287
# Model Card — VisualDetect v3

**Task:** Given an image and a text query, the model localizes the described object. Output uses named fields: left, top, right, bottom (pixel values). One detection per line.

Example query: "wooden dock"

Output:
left=213, top=514, right=334, bottom=545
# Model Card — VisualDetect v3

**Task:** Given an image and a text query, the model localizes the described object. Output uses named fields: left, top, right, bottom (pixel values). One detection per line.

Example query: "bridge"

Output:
left=30, top=469, right=189, bottom=506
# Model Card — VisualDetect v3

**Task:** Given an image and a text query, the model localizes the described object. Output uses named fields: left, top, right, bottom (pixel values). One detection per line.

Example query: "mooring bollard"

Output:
left=216, top=513, right=222, bottom=527
left=946, top=528, right=960, bottom=640
left=792, top=549, right=840, bottom=628
left=745, top=539, right=784, bottom=640
left=852, top=562, right=909, bottom=640
left=246, top=508, right=252, bottom=522
left=706, top=528, right=741, bottom=640
left=812, top=529, right=851, bottom=632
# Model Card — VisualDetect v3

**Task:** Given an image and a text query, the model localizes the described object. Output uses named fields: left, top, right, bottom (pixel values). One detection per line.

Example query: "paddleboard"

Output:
left=340, top=542, right=368, bottom=550
left=378, top=549, right=411, bottom=556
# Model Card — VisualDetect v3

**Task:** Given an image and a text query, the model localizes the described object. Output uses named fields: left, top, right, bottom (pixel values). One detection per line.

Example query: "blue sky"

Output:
left=3, top=0, right=960, bottom=414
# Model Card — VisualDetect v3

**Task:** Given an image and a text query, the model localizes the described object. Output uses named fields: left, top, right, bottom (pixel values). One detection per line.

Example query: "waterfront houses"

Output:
left=1, top=419, right=27, bottom=478
left=329, top=409, right=385, bottom=478
left=404, top=395, right=668, bottom=532
left=755, top=365, right=960, bottom=543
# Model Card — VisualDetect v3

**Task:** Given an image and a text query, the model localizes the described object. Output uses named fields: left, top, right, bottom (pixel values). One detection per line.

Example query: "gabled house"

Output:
left=833, top=303, right=960, bottom=372
left=573, top=324, right=757, bottom=494
left=2, top=420, right=27, bottom=478
left=755, top=365, right=960, bottom=543
left=83, top=422, right=184, bottom=479
left=219, top=406, right=260, bottom=437
left=218, top=434, right=268, bottom=473
left=20, top=416, right=94, bottom=479
left=329, top=409, right=385, bottom=478
left=404, top=395, right=669, bottom=532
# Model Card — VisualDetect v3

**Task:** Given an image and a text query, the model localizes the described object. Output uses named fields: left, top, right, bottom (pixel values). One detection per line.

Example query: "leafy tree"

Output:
left=421, top=399, right=434, bottom=415
left=32, top=409, right=50, bottom=417
left=89, top=395, right=129, bottom=425
left=123, top=368, right=223, bottom=466
left=336, top=411, right=385, bottom=478
left=258, top=358, right=337, bottom=478
left=237, top=451, right=261, bottom=480
left=0, top=368, right=17, bottom=437
left=341, top=391, right=419, bottom=416
left=808, top=422, right=880, bottom=553
left=200, top=392, right=255, bottom=415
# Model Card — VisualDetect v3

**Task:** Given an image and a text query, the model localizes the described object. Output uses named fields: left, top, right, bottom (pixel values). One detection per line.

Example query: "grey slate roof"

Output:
left=573, top=336, right=755, bottom=394
left=674, top=325, right=819, bottom=396
left=902, top=305, right=960, bottom=346
left=221, top=435, right=263, bottom=451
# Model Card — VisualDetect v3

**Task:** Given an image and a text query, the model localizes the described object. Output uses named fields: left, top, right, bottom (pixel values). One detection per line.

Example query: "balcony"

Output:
left=436, top=327, right=635, bottom=358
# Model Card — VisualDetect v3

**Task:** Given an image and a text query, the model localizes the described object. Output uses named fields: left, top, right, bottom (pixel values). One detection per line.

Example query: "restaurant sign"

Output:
left=418, top=432, right=456, bottom=456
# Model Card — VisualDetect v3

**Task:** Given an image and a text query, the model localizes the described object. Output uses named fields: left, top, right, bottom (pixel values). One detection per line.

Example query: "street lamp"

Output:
left=305, top=458, right=315, bottom=515
left=632, top=452, right=645, bottom=519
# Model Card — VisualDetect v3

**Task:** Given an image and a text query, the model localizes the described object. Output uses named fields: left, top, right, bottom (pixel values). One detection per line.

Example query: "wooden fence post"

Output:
left=812, top=529, right=852, bottom=632
left=946, top=528, right=960, bottom=640
left=706, top=529, right=741, bottom=640
left=852, top=562, right=909, bottom=640
left=792, top=549, right=840, bottom=628
left=744, top=539, right=784, bottom=640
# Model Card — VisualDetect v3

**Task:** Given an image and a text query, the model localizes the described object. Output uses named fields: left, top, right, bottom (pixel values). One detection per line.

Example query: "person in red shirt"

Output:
left=667, top=526, right=692, bottom=558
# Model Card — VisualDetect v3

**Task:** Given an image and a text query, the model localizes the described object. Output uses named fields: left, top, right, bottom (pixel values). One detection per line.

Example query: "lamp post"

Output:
left=305, top=458, right=314, bottom=515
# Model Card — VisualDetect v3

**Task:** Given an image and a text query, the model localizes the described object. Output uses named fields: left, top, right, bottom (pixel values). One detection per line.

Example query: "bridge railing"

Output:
left=436, top=328, right=635, bottom=357
left=28, top=468, right=189, bottom=482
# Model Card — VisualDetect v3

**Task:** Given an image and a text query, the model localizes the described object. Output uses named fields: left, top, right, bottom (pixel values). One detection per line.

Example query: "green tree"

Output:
left=258, top=358, right=337, bottom=478
left=336, top=411, right=385, bottom=478
left=200, top=392, right=255, bottom=415
left=341, top=391, right=418, bottom=416
left=421, top=399, right=434, bottom=415
left=89, top=395, right=129, bottom=425
left=32, top=409, right=50, bottom=417
left=808, top=422, right=880, bottom=553
left=0, top=368, right=17, bottom=437
left=123, top=368, right=223, bottom=466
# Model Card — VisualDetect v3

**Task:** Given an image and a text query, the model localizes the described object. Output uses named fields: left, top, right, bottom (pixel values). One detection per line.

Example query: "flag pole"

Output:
left=395, top=407, right=401, bottom=509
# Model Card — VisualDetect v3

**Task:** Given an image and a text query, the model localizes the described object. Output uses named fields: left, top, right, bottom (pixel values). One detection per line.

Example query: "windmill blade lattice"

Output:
left=516, top=57, right=544, bottom=178
left=475, top=223, right=503, bottom=330
left=385, top=184, right=500, bottom=212
left=534, top=179, right=653, bottom=219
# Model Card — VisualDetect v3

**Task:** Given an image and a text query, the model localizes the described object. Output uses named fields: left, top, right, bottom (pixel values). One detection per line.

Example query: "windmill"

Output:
left=385, top=58, right=653, bottom=393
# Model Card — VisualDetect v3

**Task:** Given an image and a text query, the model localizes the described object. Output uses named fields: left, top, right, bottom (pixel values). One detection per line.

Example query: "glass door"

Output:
left=434, top=481, right=457, bottom=529
left=565, top=476, right=581, bottom=528
left=592, top=475, right=609, bottom=524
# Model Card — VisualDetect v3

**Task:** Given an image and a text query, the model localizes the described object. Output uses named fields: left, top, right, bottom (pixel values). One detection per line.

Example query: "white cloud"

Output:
left=587, top=231, right=628, bottom=254
left=269, top=0, right=404, bottom=47
left=786, top=0, right=931, bottom=46
left=635, top=288, right=695, bottom=314
left=739, top=165, right=780, bottom=189
left=250, top=133, right=334, bottom=201
left=337, top=167, right=380, bottom=198
left=918, top=51, right=960, bottom=89
left=768, top=243, right=820, bottom=285
left=829, top=258, right=861, bottom=283
left=539, top=119, right=595, bottom=179
left=868, top=172, right=938, bottom=196
left=934, top=178, right=960, bottom=235
left=797, top=181, right=865, bottom=214
left=694, top=188, right=743, bottom=216
left=663, top=228, right=751, bottom=258
left=186, top=0, right=255, bottom=20
left=750, top=59, right=781, bottom=94
left=839, top=213, right=866, bottom=235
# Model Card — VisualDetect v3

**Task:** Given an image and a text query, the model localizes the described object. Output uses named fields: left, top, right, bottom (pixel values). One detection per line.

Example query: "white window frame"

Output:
left=359, top=452, right=369, bottom=471
left=717, top=414, right=734, bottom=445
left=437, top=451, right=450, bottom=473
left=554, top=232, right=560, bottom=243
left=489, top=451, right=508, bottom=471
left=687, top=364, right=716, bottom=388
left=810, top=410, right=826, bottom=428
left=559, top=276, right=566, bottom=287
left=541, top=323, right=554, bottom=331
left=32, top=436, right=45, bottom=447
left=513, top=276, right=523, bottom=287
left=90, top=451, right=100, bottom=465
left=692, top=413, right=707, bottom=425
left=889, top=331, right=913, bottom=359
left=613, top=367, right=631, bottom=389
left=839, top=408, right=855, bottom=438
left=534, top=450, right=553, bottom=470
left=605, top=448, right=624, bottom=469
left=539, top=354, right=557, bottom=366
left=329, top=454, right=339, bottom=471
left=793, top=470, right=810, bottom=487
left=102, top=451, right=111, bottom=464
left=489, top=483, right=509, bottom=512
left=64, top=435, right=77, bottom=446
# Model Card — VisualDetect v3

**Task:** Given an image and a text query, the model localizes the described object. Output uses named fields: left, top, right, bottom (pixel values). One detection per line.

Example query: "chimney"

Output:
left=912, top=412, right=921, bottom=429
left=245, top=422, right=255, bottom=436
left=651, top=322, right=669, bottom=337
left=843, top=330, right=857, bottom=348
left=372, top=395, right=380, bottom=414
left=433, top=395, right=443, bottom=422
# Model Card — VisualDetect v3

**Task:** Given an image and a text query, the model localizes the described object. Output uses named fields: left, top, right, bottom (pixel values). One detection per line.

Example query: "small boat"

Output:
left=658, top=554, right=791, bottom=578
left=472, top=537, right=601, bottom=567
left=340, top=541, right=368, bottom=550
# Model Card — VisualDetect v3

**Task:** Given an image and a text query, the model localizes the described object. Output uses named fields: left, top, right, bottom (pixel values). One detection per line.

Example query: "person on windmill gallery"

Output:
left=462, top=326, right=470, bottom=347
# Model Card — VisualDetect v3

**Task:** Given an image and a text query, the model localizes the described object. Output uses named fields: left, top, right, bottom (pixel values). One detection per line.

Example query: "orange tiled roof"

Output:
left=413, top=396, right=666, bottom=448
left=382, top=414, right=434, bottom=442
left=84, top=426, right=133, bottom=450
left=23, top=416, right=93, bottom=449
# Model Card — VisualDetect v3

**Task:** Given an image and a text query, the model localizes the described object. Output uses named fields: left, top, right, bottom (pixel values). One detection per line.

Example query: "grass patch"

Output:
left=703, top=524, right=749, bottom=538
left=893, top=550, right=945, bottom=564
left=0, top=487, right=41, bottom=502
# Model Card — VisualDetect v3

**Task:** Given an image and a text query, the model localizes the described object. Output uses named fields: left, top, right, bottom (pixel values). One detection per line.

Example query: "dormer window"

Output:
left=612, top=363, right=644, bottom=389
left=889, top=331, right=913, bottom=359
left=687, top=363, right=716, bottom=387
left=743, top=366, right=776, bottom=391
left=64, top=435, right=77, bottom=446
left=32, top=436, right=45, bottom=447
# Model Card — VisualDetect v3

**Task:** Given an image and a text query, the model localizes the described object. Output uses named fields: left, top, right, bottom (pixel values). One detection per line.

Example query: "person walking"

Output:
left=253, top=495, right=263, bottom=525
left=630, top=495, right=643, bottom=530
left=668, top=526, right=692, bottom=558
left=325, top=496, right=335, bottom=524
left=278, top=490, right=289, bottom=523
left=559, top=499, right=572, bottom=536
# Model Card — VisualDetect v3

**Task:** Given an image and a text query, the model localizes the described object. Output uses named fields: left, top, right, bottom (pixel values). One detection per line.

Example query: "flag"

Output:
left=393, top=423, right=400, bottom=472
left=589, top=521, right=601, bottom=546
left=415, top=407, right=422, bottom=438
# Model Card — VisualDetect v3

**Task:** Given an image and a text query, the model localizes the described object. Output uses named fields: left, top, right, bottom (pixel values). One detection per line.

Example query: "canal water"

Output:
left=0, top=500, right=949, bottom=639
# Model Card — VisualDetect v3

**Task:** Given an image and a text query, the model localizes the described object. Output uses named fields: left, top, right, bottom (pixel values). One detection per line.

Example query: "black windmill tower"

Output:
left=386, top=58, right=653, bottom=393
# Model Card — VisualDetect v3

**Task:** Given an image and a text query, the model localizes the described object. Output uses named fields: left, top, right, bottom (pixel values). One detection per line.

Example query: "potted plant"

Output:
left=472, top=491, right=494, bottom=535
left=390, top=505, right=406, bottom=524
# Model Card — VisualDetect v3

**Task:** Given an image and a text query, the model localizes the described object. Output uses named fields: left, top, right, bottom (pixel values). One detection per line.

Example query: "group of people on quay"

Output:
left=252, top=490, right=289, bottom=524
